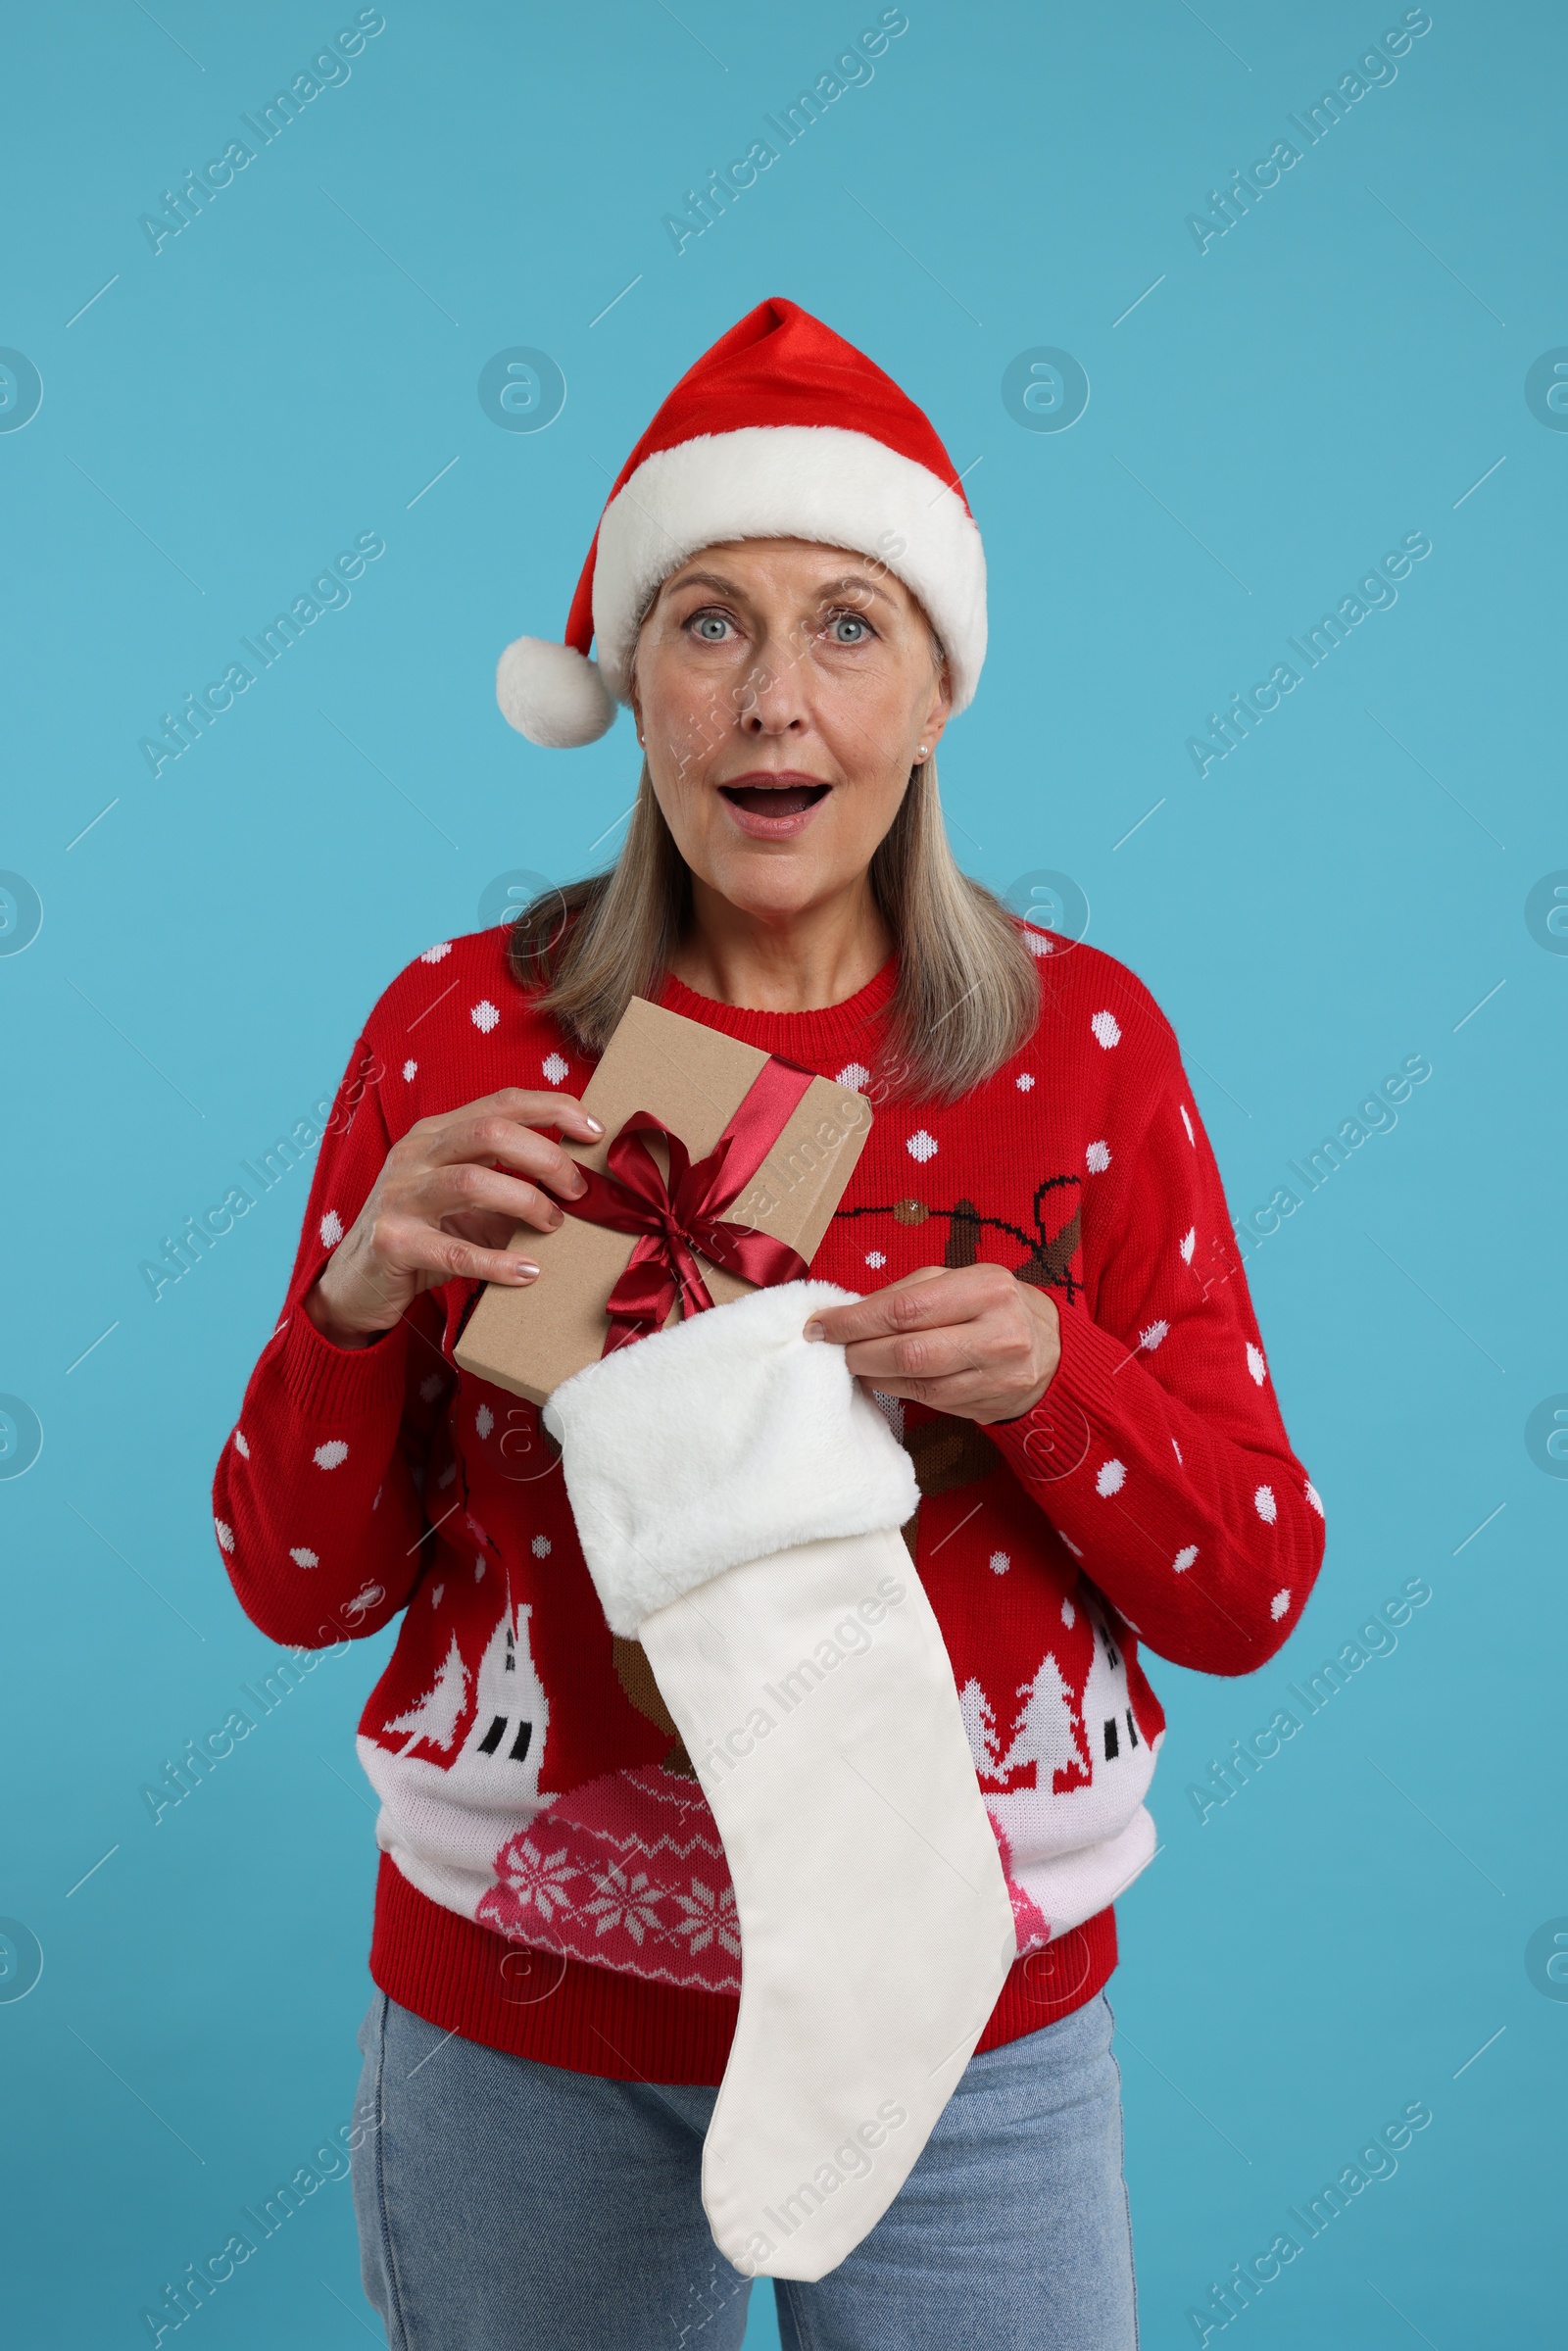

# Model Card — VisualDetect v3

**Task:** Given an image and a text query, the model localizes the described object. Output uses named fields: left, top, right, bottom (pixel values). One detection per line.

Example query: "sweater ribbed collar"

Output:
left=655, top=952, right=898, bottom=1071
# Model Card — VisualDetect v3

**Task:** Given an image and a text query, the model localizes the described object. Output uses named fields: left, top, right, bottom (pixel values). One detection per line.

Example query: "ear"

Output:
left=918, top=655, right=954, bottom=757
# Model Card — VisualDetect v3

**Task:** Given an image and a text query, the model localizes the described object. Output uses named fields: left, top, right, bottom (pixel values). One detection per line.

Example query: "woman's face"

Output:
left=628, top=538, right=952, bottom=924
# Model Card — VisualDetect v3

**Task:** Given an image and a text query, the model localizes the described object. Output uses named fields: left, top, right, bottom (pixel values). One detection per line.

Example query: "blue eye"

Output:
left=829, top=612, right=871, bottom=643
left=691, top=612, right=731, bottom=641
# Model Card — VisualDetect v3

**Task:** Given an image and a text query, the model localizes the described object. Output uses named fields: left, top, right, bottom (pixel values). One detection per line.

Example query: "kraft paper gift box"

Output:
left=453, top=995, right=874, bottom=1407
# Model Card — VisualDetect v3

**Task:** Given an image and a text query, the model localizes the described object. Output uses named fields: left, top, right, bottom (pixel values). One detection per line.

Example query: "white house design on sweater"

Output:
left=962, top=1591, right=1160, bottom=1940
left=357, top=1592, right=553, bottom=1921
left=450, top=1602, right=550, bottom=1792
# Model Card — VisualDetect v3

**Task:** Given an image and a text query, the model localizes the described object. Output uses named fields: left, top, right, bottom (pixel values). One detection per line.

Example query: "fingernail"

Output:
left=583, top=1114, right=605, bottom=1135
left=802, top=1320, right=825, bottom=1343
left=512, top=1259, right=539, bottom=1279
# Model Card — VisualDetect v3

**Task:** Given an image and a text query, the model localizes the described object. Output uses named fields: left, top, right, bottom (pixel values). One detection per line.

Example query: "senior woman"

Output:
left=214, top=300, right=1323, bottom=2349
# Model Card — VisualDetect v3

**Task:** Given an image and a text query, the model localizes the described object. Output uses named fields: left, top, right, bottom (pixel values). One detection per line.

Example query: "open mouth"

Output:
left=717, top=780, right=831, bottom=817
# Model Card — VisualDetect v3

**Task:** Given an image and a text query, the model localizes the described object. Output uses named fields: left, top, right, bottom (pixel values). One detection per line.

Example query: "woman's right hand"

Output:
left=303, top=1087, right=603, bottom=1349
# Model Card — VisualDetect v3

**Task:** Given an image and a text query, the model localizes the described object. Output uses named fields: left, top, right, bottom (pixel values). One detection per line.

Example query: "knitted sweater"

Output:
left=212, top=924, right=1324, bottom=2083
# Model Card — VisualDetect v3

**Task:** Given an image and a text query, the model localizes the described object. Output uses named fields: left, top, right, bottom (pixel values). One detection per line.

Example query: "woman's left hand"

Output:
left=803, top=1264, right=1061, bottom=1425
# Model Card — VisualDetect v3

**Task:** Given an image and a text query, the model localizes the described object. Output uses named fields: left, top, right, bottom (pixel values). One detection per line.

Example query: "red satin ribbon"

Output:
left=566, top=1055, right=816, bottom=1353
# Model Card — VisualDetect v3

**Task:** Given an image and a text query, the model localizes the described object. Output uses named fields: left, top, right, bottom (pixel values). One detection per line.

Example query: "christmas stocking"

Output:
left=543, top=1280, right=1017, bottom=2282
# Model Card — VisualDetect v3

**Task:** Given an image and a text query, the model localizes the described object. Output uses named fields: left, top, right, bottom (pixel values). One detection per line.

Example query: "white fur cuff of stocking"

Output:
left=543, top=1280, right=919, bottom=1639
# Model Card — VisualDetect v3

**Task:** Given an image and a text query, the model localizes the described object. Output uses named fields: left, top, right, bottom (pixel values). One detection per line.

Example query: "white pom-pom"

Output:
left=496, top=636, right=617, bottom=748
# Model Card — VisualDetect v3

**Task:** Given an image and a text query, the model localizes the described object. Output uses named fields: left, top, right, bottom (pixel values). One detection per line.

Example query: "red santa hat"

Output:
left=496, top=296, right=987, bottom=749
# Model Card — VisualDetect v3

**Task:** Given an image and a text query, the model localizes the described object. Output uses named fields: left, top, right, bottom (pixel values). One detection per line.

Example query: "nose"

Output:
left=735, top=644, right=810, bottom=738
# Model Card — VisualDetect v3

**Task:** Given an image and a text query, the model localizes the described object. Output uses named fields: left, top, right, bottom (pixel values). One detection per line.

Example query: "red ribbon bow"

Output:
left=566, top=1055, right=815, bottom=1353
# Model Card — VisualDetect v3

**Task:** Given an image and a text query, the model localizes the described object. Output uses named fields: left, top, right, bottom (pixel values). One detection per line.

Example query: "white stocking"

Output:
left=545, top=1282, right=1016, bottom=2281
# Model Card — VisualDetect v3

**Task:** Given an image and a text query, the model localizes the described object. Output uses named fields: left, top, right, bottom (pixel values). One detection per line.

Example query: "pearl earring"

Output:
left=916, top=745, right=929, bottom=761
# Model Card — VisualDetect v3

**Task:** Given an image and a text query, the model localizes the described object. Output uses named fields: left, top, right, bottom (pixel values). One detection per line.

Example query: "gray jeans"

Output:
left=349, top=1985, right=1139, bottom=2349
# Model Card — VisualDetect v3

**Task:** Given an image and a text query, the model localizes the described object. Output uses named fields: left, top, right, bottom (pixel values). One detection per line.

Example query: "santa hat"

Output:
left=496, top=296, right=987, bottom=750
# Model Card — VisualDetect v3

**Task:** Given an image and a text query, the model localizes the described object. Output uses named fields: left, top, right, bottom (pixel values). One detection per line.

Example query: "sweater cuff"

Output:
left=273, top=1296, right=412, bottom=1424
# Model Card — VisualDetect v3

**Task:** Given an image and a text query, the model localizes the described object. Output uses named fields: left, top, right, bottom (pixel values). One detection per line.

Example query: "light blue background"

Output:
left=2, top=3, right=1562, bottom=2342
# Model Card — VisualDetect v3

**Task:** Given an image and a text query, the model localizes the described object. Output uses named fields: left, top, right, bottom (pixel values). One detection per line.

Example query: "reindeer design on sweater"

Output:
left=836, top=1169, right=1084, bottom=1297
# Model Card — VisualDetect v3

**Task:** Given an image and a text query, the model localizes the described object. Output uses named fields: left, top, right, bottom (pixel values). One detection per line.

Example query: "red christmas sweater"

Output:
left=213, top=925, right=1324, bottom=2083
